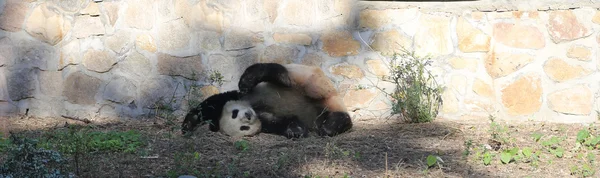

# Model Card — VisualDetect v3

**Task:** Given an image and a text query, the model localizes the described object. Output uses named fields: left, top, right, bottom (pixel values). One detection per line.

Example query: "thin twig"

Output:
left=61, top=115, right=92, bottom=124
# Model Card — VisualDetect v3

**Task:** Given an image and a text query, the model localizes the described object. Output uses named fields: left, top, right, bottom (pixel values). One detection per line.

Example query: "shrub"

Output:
left=383, top=49, right=443, bottom=123
left=0, top=136, right=72, bottom=178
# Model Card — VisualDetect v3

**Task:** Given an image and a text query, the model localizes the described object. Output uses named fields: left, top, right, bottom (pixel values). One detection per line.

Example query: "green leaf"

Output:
left=551, top=147, right=565, bottom=158
left=531, top=133, right=543, bottom=142
left=500, top=152, right=512, bottom=164
left=522, top=147, right=533, bottom=157
left=483, top=152, right=492, bottom=165
left=576, top=129, right=590, bottom=143
left=426, top=155, right=437, bottom=167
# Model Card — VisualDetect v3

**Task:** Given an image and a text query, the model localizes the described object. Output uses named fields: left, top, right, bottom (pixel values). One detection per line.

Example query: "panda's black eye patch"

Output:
left=240, top=126, right=250, bottom=131
left=232, top=109, right=239, bottom=119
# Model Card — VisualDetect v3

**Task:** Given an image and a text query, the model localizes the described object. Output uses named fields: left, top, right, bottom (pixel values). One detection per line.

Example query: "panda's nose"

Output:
left=245, top=112, right=252, bottom=120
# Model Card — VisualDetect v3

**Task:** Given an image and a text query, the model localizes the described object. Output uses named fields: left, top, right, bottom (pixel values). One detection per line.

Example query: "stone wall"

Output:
left=1, top=0, right=600, bottom=123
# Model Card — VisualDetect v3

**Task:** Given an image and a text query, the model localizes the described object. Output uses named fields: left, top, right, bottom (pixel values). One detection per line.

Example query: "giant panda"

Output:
left=181, top=63, right=352, bottom=139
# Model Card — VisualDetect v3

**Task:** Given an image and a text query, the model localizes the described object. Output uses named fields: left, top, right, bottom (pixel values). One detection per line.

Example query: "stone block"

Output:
left=449, top=57, right=477, bottom=72
left=485, top=51, right=534, bottom=78
left=157, top=19, right=190, bottom=51
left=343, top=86, right=377, bottom=109
left=59, top=40, right=81, bottom=70
left=370, top=30, right=412, bottom=56
left=7, top=68, right=37, bottom=101
left=366, top=59, right=390, bottom=77
left=82, top=49, right=117, bottom=73
left=259, top=44, right=298, bottom=64
left=157, top=53, right=203, bottom=80
left=548, top=85, right=593, bottom=115
left=0, top=1, right=28, bottom=32
left=116, top=51, right=152, bottom=80
left=472, top=78, right=494, bottom=98
left=457, top=17, right=491, bottom=52
left=73, top=15, right=104, bottom=38
left=321, top=30, right=360, bottom=57
left=103, top=2, right=120, bottom=26
left=500, top=73, right=542, bottom=115
left=103, top=76, right=136, bottom=104
left=63, top=72, right=102, bottom=105
left=105, top=30, right=132, bottom=54
left=301, top=53, right=324, bottom=66
left=224, top=29, right=262, bottom=51
left=543, top=57, right=592, bottom=82
left=38, top=71, right=63, bottom=97
left=566, top=45, right=591, bottom=61
left=493, top=22, right=545, bottom=49
left=414, top=14, right=452, bottom=57
left=273, top=33, right=312, bottom=46
left=125, top=0, right=154, bottom=30
left=330, top=63, right=364, bottom=79
left=548, top=10, right=590, bottom=43
left=136, top=34, right=157, bottom=52
left=359, top=8, right=418, bottom=29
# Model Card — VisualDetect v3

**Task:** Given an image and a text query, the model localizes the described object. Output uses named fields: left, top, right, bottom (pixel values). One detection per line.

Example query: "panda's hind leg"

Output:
left=257, top=112, right=309, bottom=139
left=316, top=111, right=353, bottom=137
left=239, top=63, right=292, bottom=95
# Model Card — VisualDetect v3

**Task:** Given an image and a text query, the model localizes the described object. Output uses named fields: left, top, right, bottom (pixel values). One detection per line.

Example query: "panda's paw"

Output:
left=317, top=112, right=353, bottom=137
left=284, top=122, right=308, bottom=139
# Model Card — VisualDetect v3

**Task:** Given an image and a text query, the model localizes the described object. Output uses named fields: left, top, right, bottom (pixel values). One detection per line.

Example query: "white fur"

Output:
left=219, top=100, right=261, bottom=137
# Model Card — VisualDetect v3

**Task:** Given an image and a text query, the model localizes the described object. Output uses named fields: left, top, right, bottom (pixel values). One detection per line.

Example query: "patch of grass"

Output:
left=166, top=152, right=203, bottom=178
left=39, top=127, right=145, bottom=155
left=0, top=135, right=10, bottom=152
left=381, top=48, right=443, bottom=123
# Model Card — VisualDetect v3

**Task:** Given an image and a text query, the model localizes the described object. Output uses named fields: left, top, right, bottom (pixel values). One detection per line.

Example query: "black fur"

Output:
left=181, top=90, right=240, bottom=135
left=238, top=63, right=353, bottom=138
left=238, top=63, right=292, bottom=95
left=231, top=109, right=239, bottom=119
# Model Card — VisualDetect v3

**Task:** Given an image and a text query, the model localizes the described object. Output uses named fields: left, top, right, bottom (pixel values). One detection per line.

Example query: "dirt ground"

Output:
left=2, top=115, right=600, bottom=178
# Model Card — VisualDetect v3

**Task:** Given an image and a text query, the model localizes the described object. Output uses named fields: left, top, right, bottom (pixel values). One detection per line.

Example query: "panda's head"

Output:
left=219, top=100, right=261, bottom=137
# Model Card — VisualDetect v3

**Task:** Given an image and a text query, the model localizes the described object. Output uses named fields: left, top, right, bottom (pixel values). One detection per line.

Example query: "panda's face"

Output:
left=227, top=105, right=257, bottom=124
left=219, top=100, right=261, bottom=137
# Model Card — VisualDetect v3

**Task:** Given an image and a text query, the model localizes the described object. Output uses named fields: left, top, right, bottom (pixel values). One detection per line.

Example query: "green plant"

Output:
left=0, top=136, right=71, bottom=178
left=0, top=135, right=11, bottom=152
left=383, top=48, right=443, bottom=123
left=209, top=70, right=226, bottom=87
left=531, top=132, right=543, bottom=142
left=488, top=115, right=512, bottom=145
left=482, top=151, right=493, bottom=166
left=184, top=84, right=204, bottom=110
left=234, top=139, right=250, bottom=152
left=463, top=139, right=473, bottom=157
left=166, top=152, right=203, bottom=178
left=426, top=154, right=438, bottom=168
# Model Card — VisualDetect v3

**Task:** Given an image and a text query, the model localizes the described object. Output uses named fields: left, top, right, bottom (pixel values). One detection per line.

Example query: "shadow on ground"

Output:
left=4, top=115, right=500, bottom=178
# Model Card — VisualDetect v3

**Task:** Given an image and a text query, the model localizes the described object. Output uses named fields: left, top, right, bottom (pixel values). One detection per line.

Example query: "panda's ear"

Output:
left=232, top=109, right=239, bottom=119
